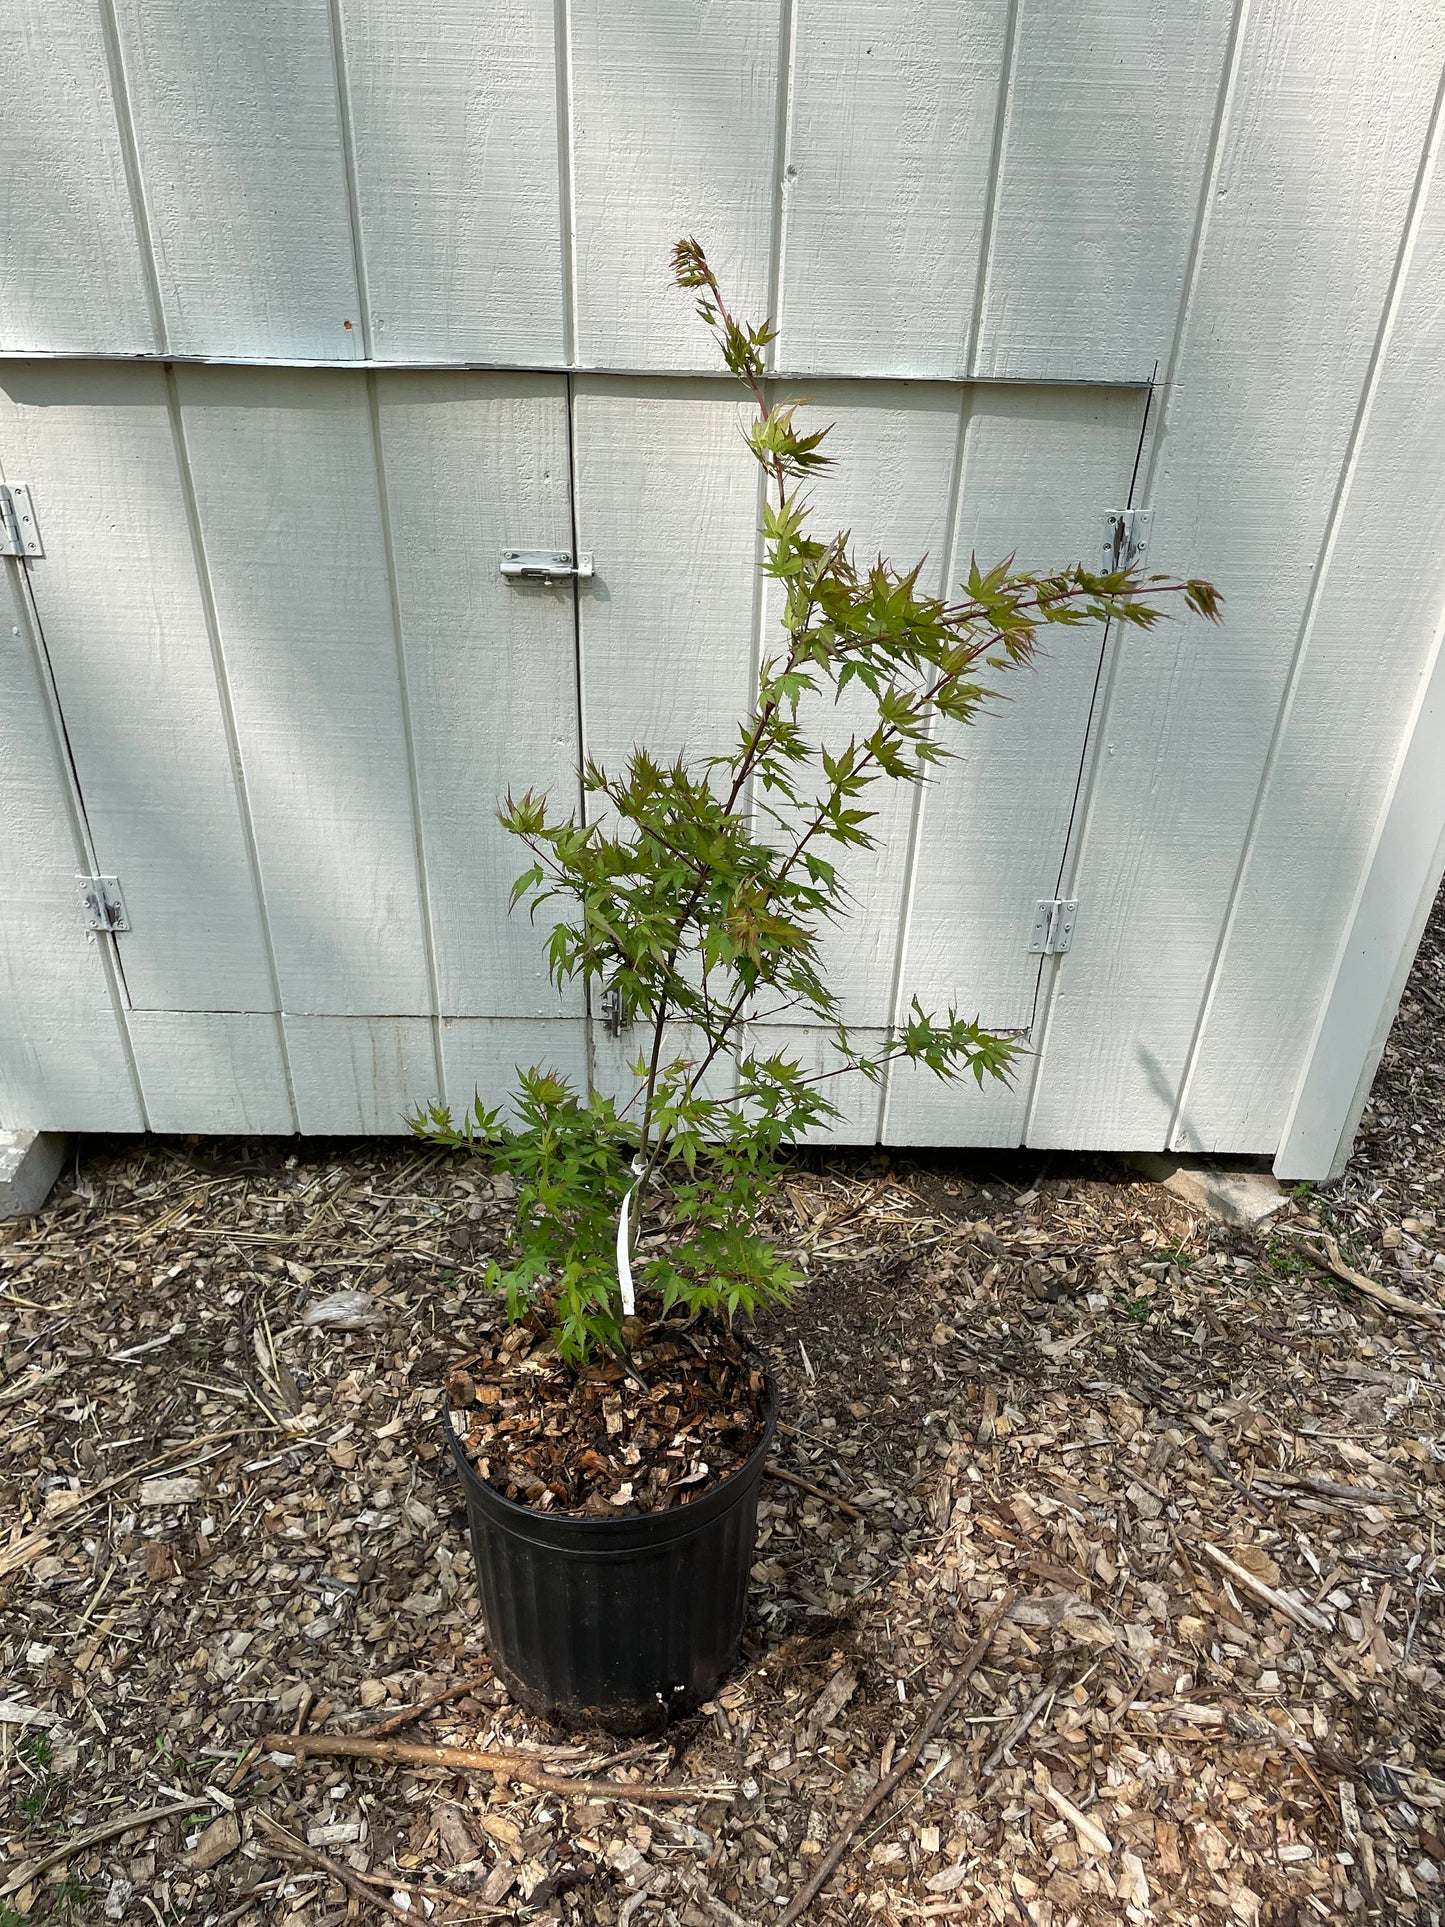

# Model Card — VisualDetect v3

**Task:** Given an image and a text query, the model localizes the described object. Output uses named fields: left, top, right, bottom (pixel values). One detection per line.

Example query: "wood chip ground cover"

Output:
left=2, top=893, right=1443, bottom=1925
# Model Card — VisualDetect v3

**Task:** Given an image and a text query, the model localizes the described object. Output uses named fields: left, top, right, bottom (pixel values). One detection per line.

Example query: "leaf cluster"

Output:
left=413, top=241, right=1221, bottom=1361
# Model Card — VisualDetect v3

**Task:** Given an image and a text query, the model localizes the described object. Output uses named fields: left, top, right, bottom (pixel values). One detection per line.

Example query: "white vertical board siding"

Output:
left=442, top=1018, right=591, bottom=1123
left=1179, top=131, right=1445, bottom=1153
left=0, top=567, right=142, bottom=1131
left=568, top=1, right=781, bottom=369
left=747, top=1025, right=888, bottom=1143
left=107, top=0, right=360, bottom=358
left=885, top=385, right=1145, bottom=1144
left=286, top=1015, right=437, bottom=1133
left=174, top=367, right=431, bottom=1016
left=972, top=0, right=1235, bottom=382
left=375, top=372, right=583, bottom=1016
left=337, top=0, right=564, bottom=362
left=1275, top=634, right=1445, bottom=1181
left=3, top=0, right=1244, bottom=380
left=0, top=364, right=276, bottom=1014
left=1, top=3, right=157, bottom=355
left=887, top=1047, right=1034, bottom=1150
left=572, top=380, right=762, bottom=772
left=1028, top=0, right=1445, bottom=1151
left=776, top=0, right=1009, bottom=376
left=590, top=1020, right=737, bottom=1114
left=763, top=381, right=962, bottom=1026
left=129, top=1013, right=293, bottom=1133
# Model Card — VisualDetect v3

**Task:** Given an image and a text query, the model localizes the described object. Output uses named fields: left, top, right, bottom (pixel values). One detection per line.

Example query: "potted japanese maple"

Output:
left=413, top=241, right=1219, bottom=1731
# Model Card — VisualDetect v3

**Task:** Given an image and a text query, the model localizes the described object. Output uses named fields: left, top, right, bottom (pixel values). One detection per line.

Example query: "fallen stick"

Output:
left=252, top=1815, right=415, bottom=1924
left=1292, top=1233, right=1445, bottom=1324
left=981, top=1665, right=1068, bottom=1777
left=365, top=1668, right=495, bottom=1738
left=1259, top=1473, right=1403, bottom=1508
left=777, top=1590, right=1014, bottom=1927
left=257, top=1734, right=732, bottom=1802
left=1040, top=1778, right=1112, bottom=1856
left=0, top=1799, right=203, bottom=1899
left=765, top=1463, right=865, bottom=1520
left=1200, top=1543, right=1332, bottom=1634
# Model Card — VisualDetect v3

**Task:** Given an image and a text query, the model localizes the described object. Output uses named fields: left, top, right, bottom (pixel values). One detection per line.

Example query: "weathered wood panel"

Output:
left=568, top=1, right=781, bottom=368
left=0, top=363, right=277, bottom=1014
left=336, top=0, right=564, bottom=361
left=885, top=384, right=1146, bottom=1142
left=173, top=367, right=432, bottom=1015
left=129, top=1012, right=293, bottom=1133
left=108, top=0, right=360, bottom=358
left=1179, top=122, right=1445, bottom=1152
left=2, top=3, right=157, bottom=355
left=776, top=0, right=1009, bottom=376
left=887, top=1048, right=1032, bottom=1150
left=375, top=372, right=582, bottom=1017
left=0, top=565, right=142, bottom=1130
left=1026, top=0, right=1445, bottom=1151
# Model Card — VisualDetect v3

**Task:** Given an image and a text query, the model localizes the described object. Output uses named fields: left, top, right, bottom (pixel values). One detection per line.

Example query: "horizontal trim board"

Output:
left=0, top=350, right=1156, bottom=388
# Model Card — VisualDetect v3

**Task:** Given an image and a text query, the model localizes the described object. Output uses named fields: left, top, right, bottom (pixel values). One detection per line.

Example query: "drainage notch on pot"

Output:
left=447, top=1375, right=778, bottom=1734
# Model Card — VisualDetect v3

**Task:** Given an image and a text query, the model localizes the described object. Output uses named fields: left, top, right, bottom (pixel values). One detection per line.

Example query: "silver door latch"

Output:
left=500, top=549, right=594, bottom=580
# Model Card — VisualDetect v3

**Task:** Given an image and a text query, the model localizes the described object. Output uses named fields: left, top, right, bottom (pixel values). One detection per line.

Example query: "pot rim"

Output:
left=445, top=1363, right=779, bottom=1546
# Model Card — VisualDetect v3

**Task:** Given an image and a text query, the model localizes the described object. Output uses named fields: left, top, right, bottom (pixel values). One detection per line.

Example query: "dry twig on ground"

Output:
left=778, top=1591, right=1015, bottom=1924
left=258, top=1733, right=733, bottom=1802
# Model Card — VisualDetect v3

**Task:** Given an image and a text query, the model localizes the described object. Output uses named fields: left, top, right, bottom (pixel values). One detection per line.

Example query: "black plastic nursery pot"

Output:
left=447, top=1373, right=779, bottom=1734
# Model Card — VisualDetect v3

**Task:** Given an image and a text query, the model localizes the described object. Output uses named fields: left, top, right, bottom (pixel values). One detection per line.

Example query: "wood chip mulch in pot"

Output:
left=446, top=1314, right=767, bottom=1514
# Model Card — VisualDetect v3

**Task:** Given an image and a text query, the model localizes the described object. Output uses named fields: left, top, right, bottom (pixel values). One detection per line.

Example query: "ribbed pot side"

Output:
left=448, top=1375, right=779, bottom=1733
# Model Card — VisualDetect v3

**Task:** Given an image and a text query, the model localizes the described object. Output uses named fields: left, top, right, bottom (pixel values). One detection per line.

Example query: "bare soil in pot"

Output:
left=443, top=1306, right=770, bottom=1517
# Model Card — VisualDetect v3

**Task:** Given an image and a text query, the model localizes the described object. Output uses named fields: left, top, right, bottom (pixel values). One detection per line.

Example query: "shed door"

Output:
left=3, top=364, right=1144, bottom=1133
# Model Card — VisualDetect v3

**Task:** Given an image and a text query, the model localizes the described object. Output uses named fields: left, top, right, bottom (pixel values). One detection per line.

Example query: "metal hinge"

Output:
left=1101, top=508, right=1149, bottom=574
left=599, top=987, right=626, bottom=1037
left=79, top=875, right=130, bottom=934
left=0, top=484, right=43, bottom=558
left=500, top=548, right=594, bottom=581
left=1029, top=899, right=1077, bottom=956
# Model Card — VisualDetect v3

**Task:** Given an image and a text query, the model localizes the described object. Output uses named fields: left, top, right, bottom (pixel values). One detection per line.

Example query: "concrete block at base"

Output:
left=1128, top=1154, right=1285, bottom=1230
left=0, top=1130, right=68, bottom=1219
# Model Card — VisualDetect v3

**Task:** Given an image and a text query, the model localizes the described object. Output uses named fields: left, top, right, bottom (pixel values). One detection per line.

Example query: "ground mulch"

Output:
left=2, top=890, right=1443, bottom=1926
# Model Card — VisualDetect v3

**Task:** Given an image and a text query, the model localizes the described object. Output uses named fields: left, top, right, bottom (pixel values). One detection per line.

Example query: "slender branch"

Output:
left=257, top=1734, right=732, bottom=1802
left=778, top=1592, right=1014, bottom=1925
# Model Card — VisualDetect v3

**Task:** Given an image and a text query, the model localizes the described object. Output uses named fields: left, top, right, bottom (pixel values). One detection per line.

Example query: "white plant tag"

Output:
left=615, top=1156, right=646, bottom=1317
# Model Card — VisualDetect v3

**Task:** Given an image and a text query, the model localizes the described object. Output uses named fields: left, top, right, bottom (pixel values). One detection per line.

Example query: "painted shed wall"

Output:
left=2, top=0, right=1444, bottom=1172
